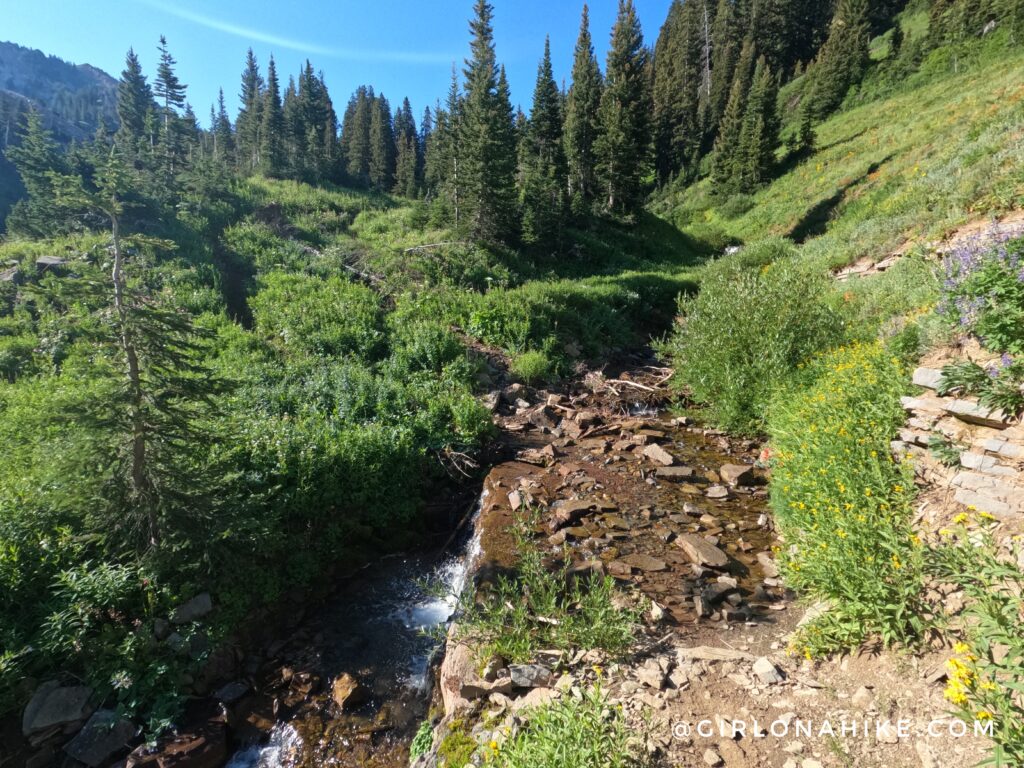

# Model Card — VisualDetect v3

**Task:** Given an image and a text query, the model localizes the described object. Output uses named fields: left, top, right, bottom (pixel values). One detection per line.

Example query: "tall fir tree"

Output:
left=153, top=36, right=187, bottom=173
left=213, top=89, right=234, bottom=162
left=459, top=0, right=518, bottom=242
left=596, top=0, right=651, bottom=218
left=5, top=108, right=69, bottom=237
left=652, top=0, right=703, bottom=183
left=520, top=37, right=568, bottom=246
left=710, top=37, right=756, bottom=190
left=809, top=0, right=872, bottom=117
left=736, top=56, right=780, bottom=188
left=368, top=93, right=396, bottom=191
left=705, top=0, right=746, bottom=146
left=236, top=49, right=264, bottom=172
left=563, top=3, right=604, bottom=214
left=116, top=49, right=152, bottom=146
left=393, top=97, right=420, bottom=197
left=341, top=86, right=374, bottom=186
left=259, top=56, right=285, bottom=177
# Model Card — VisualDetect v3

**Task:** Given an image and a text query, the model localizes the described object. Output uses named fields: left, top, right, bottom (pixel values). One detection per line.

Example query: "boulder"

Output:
left=509, top=664, right=553, bottom=688
left=170, top=593, right=213, bottom=625
left=620, top=553, right=668, bottom=572
left=64, top=710, right=138, bottom=767
left=752, top=657, right=784, bottom=685
left=720, top=464, right=755, bottom=486
left=331, top=673, right=368, bottom=710
left=212, top=681, right=250, bottom=705
left=440, top=639, right=476, bottom=715
left=675, top=535, right=730, bottom=568
left=642, top=444, right=675, bottom=466
left=22, top=681, right=94, bottom=737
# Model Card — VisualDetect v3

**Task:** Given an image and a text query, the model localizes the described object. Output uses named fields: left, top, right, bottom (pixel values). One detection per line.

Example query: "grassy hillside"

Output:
left=653, top=36, right=1024, bottom=271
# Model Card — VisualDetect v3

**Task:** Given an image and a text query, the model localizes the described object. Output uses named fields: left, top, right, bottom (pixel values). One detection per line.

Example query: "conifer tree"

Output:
left=520, top=37, right=568, bottom=246
left=393, top=97, right=420, bottom=197
left=710, top=38, right=756, bottom=190
left=736, top=56, right=779, bottom=187
left=652, top=0, right=702, bottom=182
left=116, top=49, right=152, bottom=146
left=596, top=0, right=651, bottom=218
left=368, top=93, right=396, bottom=191
left=259, top=56, right=285, bottom=177
left=809, top=0, right=872, bottom=117
left=236, top=49, right=264, bottom=172
left=563, top=3, right=603, bottom=214
left=6, top=109, right=69, bottom=236
left=154, top=36, right=186, bottom=129
left=213, top=89, right=234, bottom=162
left=705, top=0, right=745, bottom=145
left=459, top=0, right=517, bottom=242
left=341, top=86, right=374, bottom=186
left=282, top=76, right=303, bottom=177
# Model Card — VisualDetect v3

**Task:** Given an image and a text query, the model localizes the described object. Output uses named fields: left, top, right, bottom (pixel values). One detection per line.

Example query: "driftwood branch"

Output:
left=403, top=241, right=470, bottom=254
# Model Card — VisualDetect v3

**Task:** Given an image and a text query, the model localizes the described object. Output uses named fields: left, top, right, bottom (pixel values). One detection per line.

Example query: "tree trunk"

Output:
left=110, top=210, right=157, bottom=548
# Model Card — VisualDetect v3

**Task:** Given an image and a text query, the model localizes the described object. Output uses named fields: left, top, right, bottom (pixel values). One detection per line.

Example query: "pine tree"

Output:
left=459, top=0, right=518, bottom=242
left=736, top=56, right=779, bottom=187
left=520, top=37, right=568, bottom=246
left=368, top=93, right=396, bottom=191
left=154, top=36, right=186, bottom=127
left=282, top=75, right=303, bottom=177
left=259, top=56, right=285, bottom=177
left=705, top=0, right=746, bottom=145
left=341, top=86, right=374, bottom=186
left=5, top=108, right=69, bottom=237
left=810, top=0, right=872, bottom=117
left=652, top=0, right=703, bottom=182
left=564, top=3, right=604, bottom=214
left=596, top=0, right=651, bottom=218
left=236, top=49, right=264, bottom=172
left=393, top=97, right=420, bottom=197
left=116, top=48, right=152, bottom=146
left=710, top=38, right=756, bottom=190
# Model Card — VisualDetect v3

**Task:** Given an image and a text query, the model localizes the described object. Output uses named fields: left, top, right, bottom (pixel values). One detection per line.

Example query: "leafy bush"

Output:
left=511, top=349, right=554, bottom=384
left=250, top=272, right=385, bottom=360
left=460, top=512, right=637, bottom=662
left=933, top=517, right=1024, bottom=766
left=938, top=357, right=1024, bottom=418
left=769, top=342, right=925, bottom=654
left=939, top=234, right=1024, bottom=354
left=664, top=259, right=844, bottom=433
left=492, top=683, right=641, bottom=768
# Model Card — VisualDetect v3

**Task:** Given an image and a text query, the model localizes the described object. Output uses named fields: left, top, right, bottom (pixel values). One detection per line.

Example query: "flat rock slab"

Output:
left=676, top=534, right=730, bottom=568
left=170, top=593, right=213, bottom=624
left=23, top=681, right=94, bottom=737
left=944, top=399, right=1011, bottom=429
left=657, top=466, right=696, bottom=480
left=65, top=710, right=138, bottom=767
left=912, top=367, right=944, bottom=390
left=620, top=553, right=668, bottom=572
left=548, top=499, right=617, bottom=531
left=720, top=464, right=755, bottom=486
left=643, top=444, right=675, bottom=466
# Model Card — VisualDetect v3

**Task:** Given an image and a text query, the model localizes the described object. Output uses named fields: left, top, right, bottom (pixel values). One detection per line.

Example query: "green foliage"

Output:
left=492, top=683, right=642, bottom=768
left=769, top=342, right=925, bottom=655
left=663, top=255, right=844, bottom=433
left=410, top=718, right=435, bottom=760
left=563, top=5, right=603, bottom=213
left=437, top=719, right=477, bottom=768
left=460, top=511, right=638, bottom=663
left=250, top=272, right=385, bottom=359
left=511, top=349, right=553, bottom=385
left=933, top=519, right=1024, bottom=766
left=937, top=358, right=1024, bottom=417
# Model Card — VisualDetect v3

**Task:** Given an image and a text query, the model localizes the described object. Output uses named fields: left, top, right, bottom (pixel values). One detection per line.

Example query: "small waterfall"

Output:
left=226, top=492, right=485, bottom=767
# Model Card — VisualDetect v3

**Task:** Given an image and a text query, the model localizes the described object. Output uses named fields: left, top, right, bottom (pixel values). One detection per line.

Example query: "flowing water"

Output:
left=226, top=494, right=485, bottom=768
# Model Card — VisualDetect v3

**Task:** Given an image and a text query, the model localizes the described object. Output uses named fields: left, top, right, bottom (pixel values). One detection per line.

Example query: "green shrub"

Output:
left=250, top=272, right=385, bottom=361
left=492, top=683, right=641, bottom=768
left=933, top=517, right=1024, bottom=766
left=664, top=259, right=844, bottom=433
left=511, top=349, right=553, bottom=384
left=460, top=512, right=637, bottom=662
left=769, top=342, right=925, bottom=655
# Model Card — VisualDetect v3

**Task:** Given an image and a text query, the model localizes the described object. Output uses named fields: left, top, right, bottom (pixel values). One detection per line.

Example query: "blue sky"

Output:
left=4, top=0, right=673, bottom=127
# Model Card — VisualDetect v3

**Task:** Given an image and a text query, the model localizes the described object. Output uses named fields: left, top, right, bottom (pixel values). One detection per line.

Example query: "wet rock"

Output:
left=656, top=466, right=696, bottom=481
left=548, top=498, right=615, bottom=532
left=706, top=485, right=731, bottom=500
left=127, top=719, right=226, bottom=768
left=756, top=551, right=780, bottom=578
left=720, top=464, right=755, bottom=486
left=331, top=673, right=368, bottom=711
left=170, top=593, right=213, bottom=625
left=509, top=664, right=553, bottom=688
left=64, top=710, right=138, bottom=767
left=675, top=535, right=730, bottom=568
left=621, top=553, right=668, bottom=572
left=642, top=444, right=675, bottom=466
left=22, top=681, right=94, bottom=737
left=752, top=657, right=784, bottom=685
left=701, top=583, right=736, bottom=606
left=212, top=681, right=250, bottom=705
